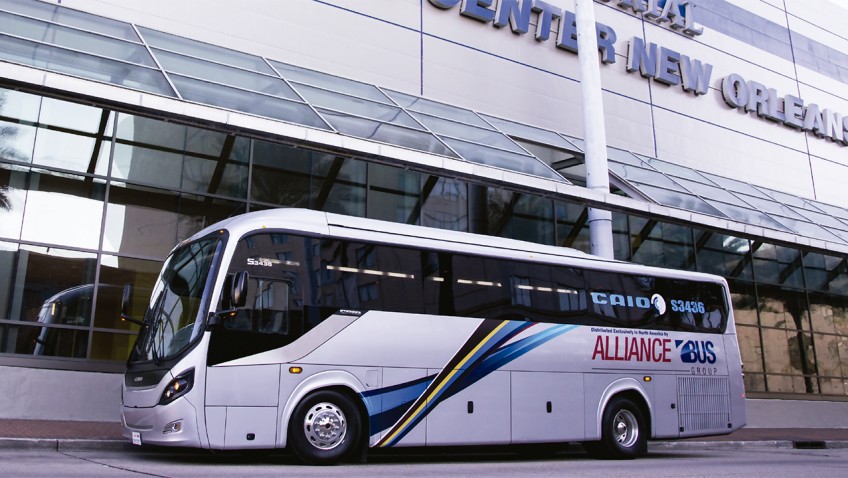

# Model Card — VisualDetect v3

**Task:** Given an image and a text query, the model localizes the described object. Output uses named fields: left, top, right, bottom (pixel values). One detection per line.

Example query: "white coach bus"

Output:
left=120, top=208, right=746, bottom=464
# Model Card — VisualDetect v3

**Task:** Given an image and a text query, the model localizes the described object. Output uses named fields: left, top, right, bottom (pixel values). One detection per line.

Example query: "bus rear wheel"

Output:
left=288, top=390, right=361, bottom=465
left=586, top=396, right=647, bottom=459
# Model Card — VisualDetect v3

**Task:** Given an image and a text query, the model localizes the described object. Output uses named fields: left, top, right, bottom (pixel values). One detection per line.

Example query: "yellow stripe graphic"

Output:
left=379, top=320, right=509, bottom=446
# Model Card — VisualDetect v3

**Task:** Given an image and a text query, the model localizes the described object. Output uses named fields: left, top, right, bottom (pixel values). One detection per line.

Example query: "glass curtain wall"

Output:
left=1, top=86, right=848, bottom=399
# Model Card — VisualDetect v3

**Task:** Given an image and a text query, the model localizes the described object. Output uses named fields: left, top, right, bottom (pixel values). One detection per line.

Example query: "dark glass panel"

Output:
left=611, top=212, right=629, bottom=261
left=804, top=253, right=848, bottom=296
left=0, top=241, right=97, bottom=324
left=728, top=280, right=759, bottom=327
left=629, top=217, right=695, bottom=270
left=90, top=331, right=135, bottom=361
left=367, top=163, right=421, bottom=224
left=556, top=201, right=589, bottom=253
left=94, top=255, right=162, bottom=331
left=486, top=189, right=554, bottom=245
left=0, top=35, right=174, bottom=96
left=0, top=323, right=88, bottom=358
left=752, top=243, right=804, bottom=288
left=176, top=195, right=246, bottom=243
left=420, top=177, right=468, bottom=232
left=251, top=140, right=318, bottom=208
left=694, top=230, right=753, bottom=280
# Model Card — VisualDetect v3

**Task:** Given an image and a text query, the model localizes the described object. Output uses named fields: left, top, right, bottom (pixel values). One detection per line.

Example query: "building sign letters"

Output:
left=429, top=0, right=846, bottom=146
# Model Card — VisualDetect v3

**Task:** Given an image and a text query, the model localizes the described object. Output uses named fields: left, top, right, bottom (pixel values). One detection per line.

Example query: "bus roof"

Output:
left=187, top=208, right=727, bottom=286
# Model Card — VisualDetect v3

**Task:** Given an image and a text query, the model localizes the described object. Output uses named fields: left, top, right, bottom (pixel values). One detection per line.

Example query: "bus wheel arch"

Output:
left=287, top=387, right=366, bottom=465
left=586, top=384, right=651, bottom=459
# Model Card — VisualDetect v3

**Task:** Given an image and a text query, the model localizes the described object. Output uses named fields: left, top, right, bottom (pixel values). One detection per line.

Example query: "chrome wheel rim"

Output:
left=613, top=409, right=639, bottom=448
left=303, top=402, right=347, bottom=450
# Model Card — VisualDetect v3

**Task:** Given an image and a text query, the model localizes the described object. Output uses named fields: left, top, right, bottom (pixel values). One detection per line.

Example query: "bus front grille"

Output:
left=677, top=376, right=731, bottom=434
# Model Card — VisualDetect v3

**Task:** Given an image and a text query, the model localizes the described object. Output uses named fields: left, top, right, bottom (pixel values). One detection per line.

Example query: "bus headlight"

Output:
left=159, top=369, right=194, bottom=405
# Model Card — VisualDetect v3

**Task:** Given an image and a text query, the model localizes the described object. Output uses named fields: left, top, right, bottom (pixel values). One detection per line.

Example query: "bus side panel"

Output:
left=724, top=333, right=747, bottom=430
left=378, top=367, right=429, bottom=447
left=511, top=371, right=584, bottom=443
left=651, top=375, right=680, bottom=439
left=425, top=370, right=511, bottom=446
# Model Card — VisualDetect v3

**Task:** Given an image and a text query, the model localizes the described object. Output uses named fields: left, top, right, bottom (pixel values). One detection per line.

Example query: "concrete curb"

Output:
left=651, top=440, right=848, bottom=450
left=0, top=438, right=129, bottom=451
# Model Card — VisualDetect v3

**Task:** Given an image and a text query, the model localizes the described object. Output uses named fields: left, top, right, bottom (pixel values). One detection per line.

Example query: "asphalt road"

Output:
left=2, top=444, right=848, bottom=478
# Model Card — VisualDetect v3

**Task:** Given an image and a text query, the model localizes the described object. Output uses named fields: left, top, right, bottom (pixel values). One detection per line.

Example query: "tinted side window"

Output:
left=319, top=239, right=424, bottom=313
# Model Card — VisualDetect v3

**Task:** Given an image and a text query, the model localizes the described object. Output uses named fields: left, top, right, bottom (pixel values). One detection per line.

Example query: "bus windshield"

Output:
left=128, top=236, right=222, bottom=365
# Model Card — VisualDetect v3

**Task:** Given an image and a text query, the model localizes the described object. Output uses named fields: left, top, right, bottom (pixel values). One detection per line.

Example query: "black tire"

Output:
left=287, top=390, right=361, bottom=465
left=589, top=396, right=648, bottom=459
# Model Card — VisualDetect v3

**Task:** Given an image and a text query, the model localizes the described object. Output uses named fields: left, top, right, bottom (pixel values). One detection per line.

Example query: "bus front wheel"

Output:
left=288, top=390, right=361, bottom=465
left=585, top=396, right=648, bottom=459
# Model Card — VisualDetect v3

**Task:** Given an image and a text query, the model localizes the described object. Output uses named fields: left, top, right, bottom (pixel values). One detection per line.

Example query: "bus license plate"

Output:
left=132, top=432, right=141, bottom=446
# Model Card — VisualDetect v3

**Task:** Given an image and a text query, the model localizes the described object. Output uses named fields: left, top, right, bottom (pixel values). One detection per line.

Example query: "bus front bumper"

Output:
left=122, top=397, right=202, bottom=448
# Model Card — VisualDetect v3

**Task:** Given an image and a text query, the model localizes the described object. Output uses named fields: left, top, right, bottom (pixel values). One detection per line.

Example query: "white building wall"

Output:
left=54, top=0, right=848, bottom=209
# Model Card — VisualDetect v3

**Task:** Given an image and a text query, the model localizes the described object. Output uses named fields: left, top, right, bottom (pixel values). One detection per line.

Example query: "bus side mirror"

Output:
left=209, top=272, right=249, bottom=328
left=232, top=271, right=248, bottom=308
left=120, top=284, right=143, bottom=326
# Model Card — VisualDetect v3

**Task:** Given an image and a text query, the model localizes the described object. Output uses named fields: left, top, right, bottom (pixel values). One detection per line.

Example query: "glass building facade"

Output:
left=0, top=0, right=847, bottom=404
left=1, top=86, right=847, bottom=398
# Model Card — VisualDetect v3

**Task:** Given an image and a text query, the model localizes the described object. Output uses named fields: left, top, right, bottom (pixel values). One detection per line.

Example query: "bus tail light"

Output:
left=159, top=369, right=194, bottom=405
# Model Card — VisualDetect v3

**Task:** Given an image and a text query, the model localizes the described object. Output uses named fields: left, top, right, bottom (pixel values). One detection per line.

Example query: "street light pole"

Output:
left=575, top=0, right=614, bottom=259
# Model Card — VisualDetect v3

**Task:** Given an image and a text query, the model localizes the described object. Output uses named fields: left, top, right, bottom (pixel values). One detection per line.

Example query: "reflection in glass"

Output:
left=694, top=231, right=752, bottom=280
left=629, top=217, right=694, bottom=270
left=804, top=253, right=848, bottom=295
left=737, top=324, right=764, bottom=374
left=95, top=255, right=163, bottom=330
left=20, top=171, right=106, bottom=249
left=90, top=331, right=135, bottom=361
left=486, top=189, right=554, bottom=245
left=0, top=0, right=140, bottom=41
left=139, top=27, right=274, bottom=74
left=420, top=177, right=468, bottom=232
left=169, top=74, right=330, bottom=130
left=0, top=241, right=97, bottom=324
left=367, top=163, right=420, bottom=224
left=296, top=84, right=421, bottom=129
left=0, top=119, right=37, bottom=164
left=316, top=108, right=455, bottom=157
left=0, top=11, right=155, bottom=66
left=271, top=61, right=391, bottom=104
left=753, top=243, right=804, bottom=288
left=0, top=323, right=88, bottom=358
left=154, top=48, right=298, bottom=100
left=0, top=35, right=174, bottom=96
left=442, top=137, right=562, bottom=180
left=556, top=201, right=589, bottom=252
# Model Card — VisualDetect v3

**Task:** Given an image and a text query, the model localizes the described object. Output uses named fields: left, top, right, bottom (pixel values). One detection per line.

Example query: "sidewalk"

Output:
left=1, top=418, right=847, bottom=450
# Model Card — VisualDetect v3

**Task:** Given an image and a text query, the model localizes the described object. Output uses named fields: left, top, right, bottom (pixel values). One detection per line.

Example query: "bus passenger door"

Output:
left=206, top=277, right=297, bottom=449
